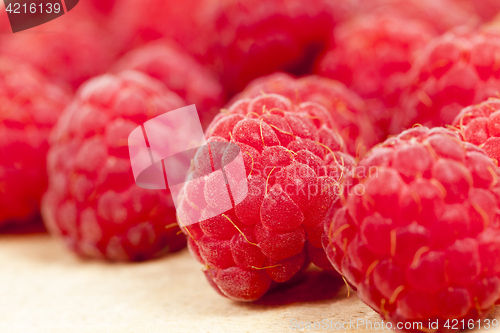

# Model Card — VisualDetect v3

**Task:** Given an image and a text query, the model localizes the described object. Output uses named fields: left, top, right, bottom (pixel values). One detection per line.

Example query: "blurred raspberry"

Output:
left=112, top=40, right=225, bottom=128
left=316, top=13, right=435, bottom=137
left=0, top=2, right=10, bottom=33
left=349, top=0, right=472, bottom=34
left=42, top=71, right=187, bottom=261
left=453, top=0, right=500, bottom=22
left=83, top=0, right=118, bottom=16
left=230, top=72, right=380, bottom=156
left=0, top=57, right=71, bottom=228
left=108, top=0, right=209, bottom=55
left=199, top=0, right=350, bottom=94
left=179, top=93, right=353, bottom=301
left=399, top=30, right=500, bottom=132
left=453, top=98, right=500, bottom=162
left=325, top=126, right=500, bottom=331
left=0, top=14, right=115, bottom=89
left=481, top=15, right=500, bottom=36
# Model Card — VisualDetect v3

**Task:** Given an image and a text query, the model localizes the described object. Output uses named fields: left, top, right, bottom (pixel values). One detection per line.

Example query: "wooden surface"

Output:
left=1, top=232, right=499, bottom=333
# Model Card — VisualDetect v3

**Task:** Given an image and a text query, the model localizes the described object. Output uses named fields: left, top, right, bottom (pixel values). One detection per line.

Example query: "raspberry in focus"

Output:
left=42, top=71, right=187, bottom=261
left=179, top=93, right=353, bottom=301
left=325, top=126, right=500, bottom=330
left=0, top=57, right=71, bottom=228
left=230, top=72, right=380, bottom=156
left=453, top=98, right=500, bottom=162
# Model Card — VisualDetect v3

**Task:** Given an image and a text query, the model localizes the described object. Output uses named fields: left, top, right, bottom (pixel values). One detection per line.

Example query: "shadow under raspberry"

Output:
left=252, top=270, right=345, bottom=306
left=0, top=216, right=47, bottom=235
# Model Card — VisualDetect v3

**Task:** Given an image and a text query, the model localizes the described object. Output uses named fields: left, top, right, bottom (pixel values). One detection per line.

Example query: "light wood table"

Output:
left=0, top=232, right=499, bottom=333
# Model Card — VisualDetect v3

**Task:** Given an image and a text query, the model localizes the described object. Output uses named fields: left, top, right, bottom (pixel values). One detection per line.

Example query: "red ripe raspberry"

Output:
left=316, top=13, right=435, bottom=136
left=108, top=0, right=207, bottom=54
left=82, top=0, right=117, bottom=15
left=112, top=41, right=225, bottom=128
left=0, top=3, right=10, bottom=33
left=230, top=72, right=380, bottom=156
left=0, top=58, right=71, bottom=227
left=400, top=31, right=500, bottom=132
left=350, top=0, right=471, bottom=34
left=0, top=15, right=114, bottom=89
left=42, top=71, right=187, bottom=261
left=453, top=98, right=500, bottom=162
left=199, top=0, right=350, bottom=94
left=325, top=126, right=500, bottom=330
left=179, top=93, right=353, bottom=301
left=453, top=0, right=500, bottom=21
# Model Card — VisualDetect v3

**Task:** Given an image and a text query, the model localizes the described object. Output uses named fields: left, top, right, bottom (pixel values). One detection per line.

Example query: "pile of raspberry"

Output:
left=230, top=72, right=380, bottom=156
left=0, top=57, right=71, bottom=228
left=325, top=126, right=500, bottom=330
left=177, top=93, right=353, bottom=301
left=4, top=0, right=500, bottom=327
left=42, top=71, right=187, bottom=261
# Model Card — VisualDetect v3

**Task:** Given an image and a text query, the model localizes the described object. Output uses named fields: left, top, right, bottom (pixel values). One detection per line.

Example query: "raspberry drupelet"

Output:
left=0, top=58, right=71, bottom=228
left=399, top=30, right=500, bottom=132
left=453, top=98, right=500, bottom=162
left=42, top=71, right=187, bottom=261
left=178, top=93, right=353, bottom=301
left=325, top=126, right=500, bottom=331
left=230, top=72, right=380, bottom=156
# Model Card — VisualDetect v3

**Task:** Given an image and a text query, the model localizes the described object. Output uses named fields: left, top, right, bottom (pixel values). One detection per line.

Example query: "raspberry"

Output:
left=179, top=93, right=353, bottom=301
left=82, top=0, right=117, bottom=15
left=0, top=58, right=71, bottom=228
left=399, top=31, right=500, bottom=132
left=112, top=41, right=225, bottom=128
left=325, top=126, right=500, bottom=330
left=0, top=15, right=114, bottom=89
left=0, top=3, right=10, bottom=33
left=108, top=0, right=207, bottom=55
left=316, top=13, right=435, bottom=135
left=41, top=71, right=187, bottom=261
left=230, top=72, right=380, bottom=156
left=453, top=0, right=500, bottom=21
left=453, top=98, right=500, bottom=162
left=349, top=0, right=471, bottom=34
left=199, top=0, right=350, bottom=94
